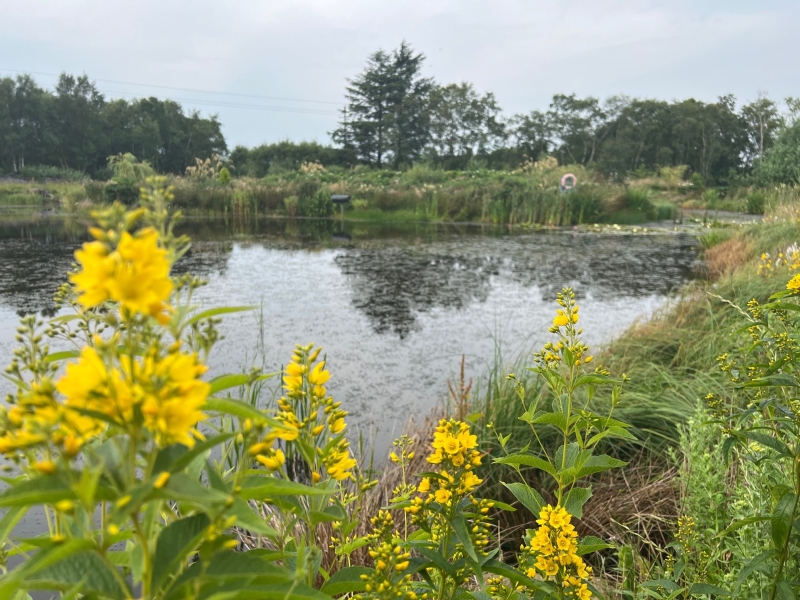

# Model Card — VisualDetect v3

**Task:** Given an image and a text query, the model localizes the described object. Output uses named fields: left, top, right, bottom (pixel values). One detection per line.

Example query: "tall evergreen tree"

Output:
left=332, top=42, right=433, bottom=168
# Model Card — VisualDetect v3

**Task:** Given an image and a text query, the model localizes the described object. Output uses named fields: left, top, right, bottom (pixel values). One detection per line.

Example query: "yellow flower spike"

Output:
left=311, top=424, right=325, bottom=436
left=309, top=347, right=322, bottom=362
left=34, top=460, right=57, bottom=475
left=154, top=472, right=171, bottom=489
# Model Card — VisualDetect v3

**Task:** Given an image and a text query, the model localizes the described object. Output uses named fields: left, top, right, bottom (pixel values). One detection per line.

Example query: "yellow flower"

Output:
left=256, top=449, right=285, bottom=471
left=154, top=472, right=171, bottom=489
left=136, top=351, right=209, bottom=448
left=788, top=274, right=800, bottom=293
left=107, top=229, right=173, bottom=317
left=308, top=362, right=330, bottom=385
left=434, top=488, right=452, bottom=504
left=70, top=241, right=115, bottom=309
left=418, top=478, right=430, bottom=493
left=330, top=417, right=346, bottom=434
left=389, top=452, right=399, bottom=463
left=442, top=436, right=460, bottom=455
left=553, top=314, right=569, bottom=327
left=34, top=459, right=57, bottom=475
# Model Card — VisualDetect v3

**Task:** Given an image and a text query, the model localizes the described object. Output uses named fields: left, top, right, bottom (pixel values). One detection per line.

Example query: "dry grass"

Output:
left=703, top=236, right=751, bottom=279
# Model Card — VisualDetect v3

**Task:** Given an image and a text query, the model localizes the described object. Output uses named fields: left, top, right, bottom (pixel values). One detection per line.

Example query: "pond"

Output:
left=0, top=215, right=700, bottom=455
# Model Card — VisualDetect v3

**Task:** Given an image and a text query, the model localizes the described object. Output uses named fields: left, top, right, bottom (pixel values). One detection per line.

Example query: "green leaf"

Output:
left=574, top=455, right=627, bottom=479
left=226, top=497, right=279, bottom=536
left=742, top=431, right=792, bottom=457
left=238, top=476, right=335, bottom=500
left=152, top=513, right=211, bottom=593
left=0, top=540, right=95, bottom=597
left=482, top=559, right=554, bottom=593
left=155, top=434, right=235, bottom=475
left=688, top=583, right=731, bottom=596
left=734, top=550, right=774, bottom=591
left=0, top=506, right=27, bottom=543
left=494, top=454, right=556, bottom=476
left=0, top=476, right=75, bottom=507
left=209, top=374, right=251, bottom=395
left=775, top=581, right=796, bottom=600
left=573, top=373, right=616, bottom=387
left=309, top=504, right=346, bottom=525
left=577, top=535, right=614, bottom=555
left=565, top=486, right=592, bottom=518
left=204, top=397, right=284, bottom=428
left=718, top=515, right=770, bottom=536
left=320, top=566, right=372, bottom=595
left=155, top=473, right=230, bottom=506
left=448, top=515, right=478, bottom=562
left=640, top=579, right=681, bottom=590
left=743, top=374, right=800, bottom=388
left=528, top=411, right=569, bottom=431
left=501, top=482, right=545, bottom=516
left=772, top=491, right=796, bottom=550
left=186, top=306, right=255, bottom=327
left=25, top=550, right=129, bottom=599
left=44, top=350, right=80, bottom=363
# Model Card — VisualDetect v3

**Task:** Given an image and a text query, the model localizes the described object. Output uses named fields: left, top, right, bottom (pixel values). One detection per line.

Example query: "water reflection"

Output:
left=0, top=217, right=699, bottom=340
left=334, top=231, right=697, bottom=338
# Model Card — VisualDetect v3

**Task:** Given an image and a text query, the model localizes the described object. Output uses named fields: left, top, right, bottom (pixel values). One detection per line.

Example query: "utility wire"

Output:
left=0, top=67, right=341, bottom=106
left=101, top=89, right=340, bottom=116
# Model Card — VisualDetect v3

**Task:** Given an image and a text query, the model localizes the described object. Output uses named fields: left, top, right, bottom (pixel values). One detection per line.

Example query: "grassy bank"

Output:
left=7, top=160, right=776, bottom=225
left=424, top=215, right=800, bottom=582
left=5, top=161, right=799, bottom=227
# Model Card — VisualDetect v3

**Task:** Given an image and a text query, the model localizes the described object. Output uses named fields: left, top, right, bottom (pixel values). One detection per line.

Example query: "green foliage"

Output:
left=18, top=165, right=89, bottom=182
left=0, top=73, right=226, bottom=176
left=756, top=120, right=800, bottom=185
left=218, top=166, right=231, bottom=184
left=746, top=190, right=767, bottom=214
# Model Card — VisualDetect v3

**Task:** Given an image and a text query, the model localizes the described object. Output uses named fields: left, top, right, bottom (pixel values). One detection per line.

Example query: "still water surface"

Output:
left=0, top=215, right=700, bottom=450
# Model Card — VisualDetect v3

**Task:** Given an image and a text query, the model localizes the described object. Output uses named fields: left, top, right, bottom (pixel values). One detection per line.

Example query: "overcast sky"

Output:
left=1, top=0, right=797, bottom=149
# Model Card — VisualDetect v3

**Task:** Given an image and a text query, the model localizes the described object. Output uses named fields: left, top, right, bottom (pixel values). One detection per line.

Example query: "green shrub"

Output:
left=19, top=164, right=88, bottom=182
left=746, top=190, right=767, bottom=214
left=622, top=187, right=655, bottom=218
left=103, top=180, right=139, bottom=205
left=283, top=195, right=299, bottom=217
left=299, top=188, right=333, bottom=217
left=218, top=166, right=231, bottom=184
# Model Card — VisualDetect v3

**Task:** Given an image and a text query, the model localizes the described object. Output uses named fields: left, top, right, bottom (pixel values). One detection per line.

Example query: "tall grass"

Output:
left=455, top=220, right=800, bottom=559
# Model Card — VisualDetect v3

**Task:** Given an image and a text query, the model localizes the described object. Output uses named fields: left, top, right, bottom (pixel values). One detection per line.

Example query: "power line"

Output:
left=101, top=89, right=340, bottom=116
left=0, top=67, right=342, bottom=106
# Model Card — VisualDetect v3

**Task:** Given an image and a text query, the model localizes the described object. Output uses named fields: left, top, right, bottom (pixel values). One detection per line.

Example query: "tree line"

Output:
left=2, top=47, right=799, bottom=186
left=319, top=41, right=799, bottom=184
left=0, top=73, right=226, bottom=176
